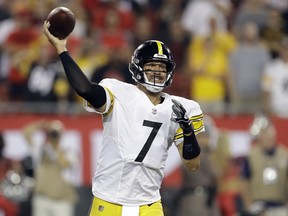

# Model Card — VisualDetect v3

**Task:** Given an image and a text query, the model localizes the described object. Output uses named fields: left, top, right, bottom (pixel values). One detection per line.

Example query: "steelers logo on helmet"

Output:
left=129, top=40, right=176, bottom=93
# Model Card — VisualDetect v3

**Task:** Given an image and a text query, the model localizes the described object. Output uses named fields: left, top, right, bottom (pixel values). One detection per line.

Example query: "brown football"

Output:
left=46, top=7, right=75, bottom=39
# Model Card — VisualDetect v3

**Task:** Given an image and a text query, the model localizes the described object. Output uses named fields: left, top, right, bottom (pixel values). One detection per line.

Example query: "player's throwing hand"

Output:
left=43, top=21, right=67, bottom=54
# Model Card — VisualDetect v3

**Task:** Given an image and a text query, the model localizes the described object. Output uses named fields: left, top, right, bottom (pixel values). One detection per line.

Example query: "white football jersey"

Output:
left=84, top=78, right=204, bottom=206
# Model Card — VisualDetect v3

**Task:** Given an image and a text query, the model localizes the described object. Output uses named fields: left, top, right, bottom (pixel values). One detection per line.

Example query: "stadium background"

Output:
left=1, top=0, right=288, bottom=215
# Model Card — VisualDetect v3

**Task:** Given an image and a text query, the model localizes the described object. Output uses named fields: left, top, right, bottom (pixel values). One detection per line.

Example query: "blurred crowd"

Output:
left=1, top=0, right=288, bottom=216
left=0, top=0, right=288, bottom=117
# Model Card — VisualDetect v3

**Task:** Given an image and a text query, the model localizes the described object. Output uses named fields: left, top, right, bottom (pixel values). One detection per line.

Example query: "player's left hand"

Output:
left=171, top=99, right=193, bottom=135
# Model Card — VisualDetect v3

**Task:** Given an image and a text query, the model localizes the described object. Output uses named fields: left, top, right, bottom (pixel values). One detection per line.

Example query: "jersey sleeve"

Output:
left=173, top=97, right=205, bottom=145
left=83, top=78, right=133, bottom=115
left=83, top=79, right=115, bottom=115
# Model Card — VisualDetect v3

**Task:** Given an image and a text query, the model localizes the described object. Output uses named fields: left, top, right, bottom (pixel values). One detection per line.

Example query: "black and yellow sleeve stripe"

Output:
left=103, top=87, right=114, bottom=116
left=174, top=113, right=204, bottom=140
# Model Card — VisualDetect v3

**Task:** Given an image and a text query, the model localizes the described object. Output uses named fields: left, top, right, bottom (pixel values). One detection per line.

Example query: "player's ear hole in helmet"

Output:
left=129, top=40, right=176, bottom=93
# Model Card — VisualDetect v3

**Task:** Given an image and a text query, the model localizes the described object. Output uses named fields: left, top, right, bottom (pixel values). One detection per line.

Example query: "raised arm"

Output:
left=43, top=21, right=106, bottom=112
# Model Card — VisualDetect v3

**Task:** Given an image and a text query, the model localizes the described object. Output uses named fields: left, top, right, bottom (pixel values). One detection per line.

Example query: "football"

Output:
left=46, top=7, right=75, bottom=39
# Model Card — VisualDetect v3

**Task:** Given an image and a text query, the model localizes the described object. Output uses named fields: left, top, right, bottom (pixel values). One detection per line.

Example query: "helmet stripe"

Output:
left=156, top=41, right=163, bottom=55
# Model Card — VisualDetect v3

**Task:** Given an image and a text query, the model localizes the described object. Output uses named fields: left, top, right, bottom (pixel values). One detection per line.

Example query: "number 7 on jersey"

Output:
left=134, top=120, right=162, bottom=162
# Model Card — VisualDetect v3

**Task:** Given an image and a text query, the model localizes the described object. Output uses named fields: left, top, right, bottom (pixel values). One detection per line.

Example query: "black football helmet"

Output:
left=129, top=40, right=176, bottom=93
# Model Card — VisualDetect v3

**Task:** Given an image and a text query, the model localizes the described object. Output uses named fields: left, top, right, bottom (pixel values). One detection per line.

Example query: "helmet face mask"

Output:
left=142, top=70, right=167, bottom=93
left=129, top=40, right=176, bottom=93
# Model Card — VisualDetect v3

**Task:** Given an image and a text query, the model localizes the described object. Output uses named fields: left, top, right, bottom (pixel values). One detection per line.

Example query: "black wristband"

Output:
left=182, top=132, right=201, bottom=160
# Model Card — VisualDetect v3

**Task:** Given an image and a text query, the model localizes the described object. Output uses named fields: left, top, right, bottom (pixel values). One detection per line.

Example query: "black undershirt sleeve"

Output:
left=59, top=51, right=106, bottom=109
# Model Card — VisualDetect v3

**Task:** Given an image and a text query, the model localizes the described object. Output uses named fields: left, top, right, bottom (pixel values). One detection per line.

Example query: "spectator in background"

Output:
left=264, top=0, right=288, bottom=13
left=181, top=0, right=231, bottom=37
left=0, top=1, right=12, bottom=22
left=157, top=0, right=184, bottom=36
left=94, top=7, right=132, bottom=53
left=0, top=1, right=13, bottom=82
left=88, top=3, right=136, bottom=85
left=22, top=120, right=78, bottom=216
left=0, top=130, right=35, bottom=216
left=3, top=4, right=41, bottom=101
left=261, top=6, right=286, bottom=59
left=262, top=37, right=288, bottom=118
left=212, top=127, right=244, bottom=216
left=132, top=15, right=154, bottom=49
left=186, top=17, right=236, bottom=114
left=282, top=8, right=288, bottom=36
left=232, top=0, right=268, bottom=39
left=0, top=132, right=19, bottom=216
left=177, top=115, right=221, bottom=216
left=90, top=47, right=134, bottom=84
left=240, top=114, right=288, bottom=216
left=229, top=21, right=271, bottom=114
left=91, top=4, right=134, bottom=82
left=90, top=0, right=135, bottom=33
left=24, top=40, right=75, bottom=114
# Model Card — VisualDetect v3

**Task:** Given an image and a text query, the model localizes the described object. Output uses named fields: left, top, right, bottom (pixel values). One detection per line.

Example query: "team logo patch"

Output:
left=98, top=205, right=104, bottom=212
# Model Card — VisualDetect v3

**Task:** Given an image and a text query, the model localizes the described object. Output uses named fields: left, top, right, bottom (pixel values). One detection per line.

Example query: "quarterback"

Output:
left=44, top=21, right=204, bottom=216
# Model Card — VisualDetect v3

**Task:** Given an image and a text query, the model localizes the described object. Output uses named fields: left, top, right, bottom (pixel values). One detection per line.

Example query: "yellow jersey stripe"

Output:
left=156, top=41, right=163, bottom=55
left=175, top=133, right=183, bottom=140
left=174, top=115, right=205, bottom=140
left=174, top=124, right=205, bottom=138
left=103, top=87, right=114, bottom=116
left=174, top=126, right=204, bottom=140
left=193, top=118, right=204, bottom=131
left=191, top=113, right=204, bottom=121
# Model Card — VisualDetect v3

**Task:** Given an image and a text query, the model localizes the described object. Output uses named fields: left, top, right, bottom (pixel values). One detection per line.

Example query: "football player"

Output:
left=43, top=21, right=204, bottom=216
